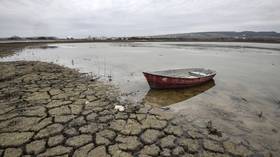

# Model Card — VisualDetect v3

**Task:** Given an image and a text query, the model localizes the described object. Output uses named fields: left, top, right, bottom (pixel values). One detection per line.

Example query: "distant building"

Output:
left=94, top=36, right=108, bottom=40
left=241, top=34, right=247, bottom=40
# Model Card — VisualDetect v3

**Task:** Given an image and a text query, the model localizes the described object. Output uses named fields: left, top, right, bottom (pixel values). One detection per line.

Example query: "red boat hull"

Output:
left=143, top=72, right=216, bottom=89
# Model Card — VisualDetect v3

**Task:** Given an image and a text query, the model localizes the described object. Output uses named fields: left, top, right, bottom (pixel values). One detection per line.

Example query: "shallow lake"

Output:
left=1, top=42, right=280, bottom=152
left=2, top=42, right=280, bottom=105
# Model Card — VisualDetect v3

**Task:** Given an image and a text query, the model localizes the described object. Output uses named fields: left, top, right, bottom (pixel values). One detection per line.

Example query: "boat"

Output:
left=143, top=68, right=216, bottom=89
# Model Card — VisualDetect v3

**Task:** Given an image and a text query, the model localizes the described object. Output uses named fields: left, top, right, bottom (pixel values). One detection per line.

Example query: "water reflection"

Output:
left=144, top=80, right=215, bottom=106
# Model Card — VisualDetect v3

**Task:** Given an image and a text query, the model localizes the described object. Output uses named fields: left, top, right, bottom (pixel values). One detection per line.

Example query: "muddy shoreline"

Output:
left=0, top=60, right=274, bottom=157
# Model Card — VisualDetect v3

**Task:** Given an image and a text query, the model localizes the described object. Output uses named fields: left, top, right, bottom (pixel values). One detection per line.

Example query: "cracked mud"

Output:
left=0, top=61, right=272, bottom=157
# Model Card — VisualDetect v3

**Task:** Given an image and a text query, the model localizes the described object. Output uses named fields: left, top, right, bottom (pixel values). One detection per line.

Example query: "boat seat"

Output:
left=189, top=71, right=209, bottom=77
left=186, top=76, right=198, bottom=78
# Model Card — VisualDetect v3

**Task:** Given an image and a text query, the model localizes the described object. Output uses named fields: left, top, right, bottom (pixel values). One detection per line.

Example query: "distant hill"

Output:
left=149, top=31, right=280, bottom=40
left=1, top=31, right=280, bottom=43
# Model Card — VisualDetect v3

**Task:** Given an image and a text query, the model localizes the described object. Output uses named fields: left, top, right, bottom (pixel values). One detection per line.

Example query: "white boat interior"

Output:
left=148, top=68, right=215, bottom=78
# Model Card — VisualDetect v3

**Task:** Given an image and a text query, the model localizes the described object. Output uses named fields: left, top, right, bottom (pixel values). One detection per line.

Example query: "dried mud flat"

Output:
left=0, top=61, right=273, bottom=157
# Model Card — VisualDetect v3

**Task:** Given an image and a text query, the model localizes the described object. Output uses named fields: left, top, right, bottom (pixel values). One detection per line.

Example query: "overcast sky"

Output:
left=0, top=0, right=280, bottom=37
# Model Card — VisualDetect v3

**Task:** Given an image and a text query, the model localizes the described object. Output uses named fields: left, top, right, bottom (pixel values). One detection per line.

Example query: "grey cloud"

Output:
left=0, top=0, right=279, bottom=37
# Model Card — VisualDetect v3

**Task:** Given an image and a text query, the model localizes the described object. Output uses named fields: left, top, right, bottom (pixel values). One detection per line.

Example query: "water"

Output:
left=1, top=42, right=280, bottom=152
left=2, top=42, right=279, bottom=104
